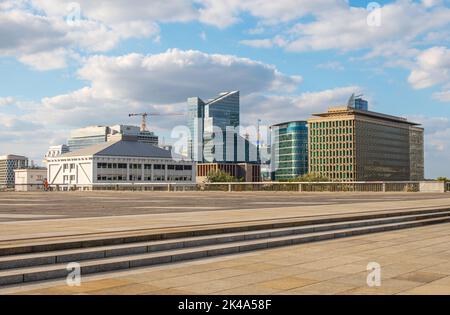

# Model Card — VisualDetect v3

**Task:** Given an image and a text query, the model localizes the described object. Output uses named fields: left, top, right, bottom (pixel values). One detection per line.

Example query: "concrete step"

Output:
left=1, top=215, right=450, bottom=286
left=1, top=210, right=449, bottom=270
left=1, top=207, right=450, bottom=257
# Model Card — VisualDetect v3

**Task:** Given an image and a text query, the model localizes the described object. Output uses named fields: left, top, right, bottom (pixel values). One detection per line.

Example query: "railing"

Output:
left=201, top=182, right=420, bottom=193
left=1, top=181, right=442, bottom=193
left=0, top=184, right=45, bottom=192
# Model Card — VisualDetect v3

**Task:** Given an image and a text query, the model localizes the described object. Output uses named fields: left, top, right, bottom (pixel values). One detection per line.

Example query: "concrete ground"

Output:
left=0, top=191, right=448, bottom=220
left=1, top=192, right=450, bottom=245
left=0, top=191, right=450, bottom=295
left=2, top=222, right=450, bottom=295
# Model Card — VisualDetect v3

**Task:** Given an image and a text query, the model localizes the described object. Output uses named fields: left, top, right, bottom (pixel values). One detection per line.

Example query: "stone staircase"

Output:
left=1, top=208, right=450, bottom=286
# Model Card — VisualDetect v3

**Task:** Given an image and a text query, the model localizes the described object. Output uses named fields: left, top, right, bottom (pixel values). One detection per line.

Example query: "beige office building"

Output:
left=308, top=106, right=424, bottom=182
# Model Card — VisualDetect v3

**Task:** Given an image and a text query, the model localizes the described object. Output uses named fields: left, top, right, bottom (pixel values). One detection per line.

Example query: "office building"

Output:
left=307, top=106, right=424, bottom=181
left=0, top=155, right=28, bottom=188
left=187, top=91, right=257, bottom=163
left=14, top=168, right=47, bottom=191
left=47, top=135, right=195, bottom=190
left=68, top=125, right=159, bottom=151
left=270, top=121, right=309, bottom=181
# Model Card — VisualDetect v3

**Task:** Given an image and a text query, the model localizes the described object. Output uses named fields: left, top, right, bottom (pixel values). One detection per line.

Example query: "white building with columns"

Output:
left=46, top=135, right=195, bottom=190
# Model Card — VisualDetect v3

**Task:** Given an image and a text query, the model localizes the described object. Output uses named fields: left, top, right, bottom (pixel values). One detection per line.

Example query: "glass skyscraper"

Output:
left=270, top=121, right=309, bottom=181
left=188, top=91, right=256, bottom=163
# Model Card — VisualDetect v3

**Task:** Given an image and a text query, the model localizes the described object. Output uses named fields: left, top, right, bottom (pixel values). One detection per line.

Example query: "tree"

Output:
left=437, top=177, right=450, bottom=182
left=288, top=173, right=330, bottom=182
left=206, top=170, right=240, bottom=183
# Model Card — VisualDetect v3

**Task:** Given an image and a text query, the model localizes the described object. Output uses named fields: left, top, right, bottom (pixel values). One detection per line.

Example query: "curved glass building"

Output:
left=270, top=121, right=308, bottom=181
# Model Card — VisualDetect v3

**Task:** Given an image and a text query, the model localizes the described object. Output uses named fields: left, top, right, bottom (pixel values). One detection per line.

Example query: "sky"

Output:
left=0, top=0, right=450, bottom=178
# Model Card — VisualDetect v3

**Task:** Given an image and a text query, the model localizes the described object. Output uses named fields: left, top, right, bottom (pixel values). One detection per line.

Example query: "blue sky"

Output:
left=0, top=0, right=450, bottom=178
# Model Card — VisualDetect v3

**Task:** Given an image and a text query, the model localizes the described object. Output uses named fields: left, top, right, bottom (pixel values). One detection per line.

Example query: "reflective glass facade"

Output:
left=187, top=91, right=256, bottom=163
left=271, top=121, right=308, bottom=181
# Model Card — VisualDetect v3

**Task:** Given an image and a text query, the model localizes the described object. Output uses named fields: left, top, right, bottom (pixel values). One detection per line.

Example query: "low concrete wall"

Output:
left=419, top=181, right=445, bottom=193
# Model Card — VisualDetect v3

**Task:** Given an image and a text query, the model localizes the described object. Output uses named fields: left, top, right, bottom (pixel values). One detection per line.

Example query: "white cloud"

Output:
left=421, top=0, right=443, bottom=8
left=241, top=86, right=362, bottom=125
left=409, top=115, right=450, bottom=177
left=75, top=49, right=302, bottom=104
left=238, top=1, right=450, bottom=65
left=197, top=0, right=345, bottom=28
left=0, top=1, right=170, bottom=70
left=31, top=0, right=197, bottom=24
left=0, top=97, right=15, bottom=107
left=316, top=61, right=344, bottom=71
left=239, top=36, right=287, bottom=49
left=408, top=46, right=450, bottom=89
left=285, top=2, right=450, bottom=52
left=18, top=48, right=69, bottom=71
left=19, top=49, right=301, bottom=130
left=433, top=90, right=450, bottom=102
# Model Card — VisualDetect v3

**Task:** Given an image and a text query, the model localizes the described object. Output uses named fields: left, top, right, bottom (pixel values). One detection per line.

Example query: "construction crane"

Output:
left=128, top=112, right=184, bottom=132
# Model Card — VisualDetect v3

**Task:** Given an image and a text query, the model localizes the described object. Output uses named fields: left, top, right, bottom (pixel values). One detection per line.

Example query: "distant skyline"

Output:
left=1, top=0, right=450, bottom=177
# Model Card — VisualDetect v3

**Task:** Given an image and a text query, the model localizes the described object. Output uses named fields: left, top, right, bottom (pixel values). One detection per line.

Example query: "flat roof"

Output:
left=0, top=155, right=28, bottom=160
left=311, top=107, right=420, bottom=126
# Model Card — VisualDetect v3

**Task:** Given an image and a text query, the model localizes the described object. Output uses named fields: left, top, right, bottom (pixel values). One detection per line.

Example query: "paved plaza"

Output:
left=0, top=191, right=449, bottom=245
left=0, top=191, right=449, bottom=295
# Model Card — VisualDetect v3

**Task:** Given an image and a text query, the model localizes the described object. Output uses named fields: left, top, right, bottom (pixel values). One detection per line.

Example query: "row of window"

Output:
left=310, top=135, right=353, bottom=143
left=310, top=149, right=353, bottom=157
left=310, top=142, right=353, bottom=151
left=310, top=120, right=354, bottom=129
left=311, top=157, right=354, bottom=165
left=97, top=163, right=192, bottom=171
left=310, top=127, right=353, bottom=136
left=311, top=164, right=354, bottom=172
left=97, top=175, right=192, bottom=182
